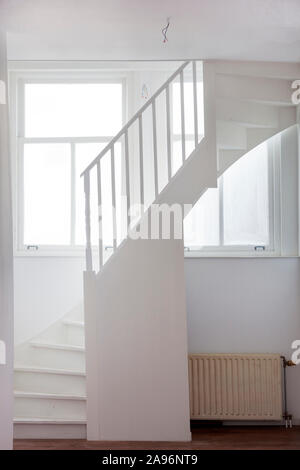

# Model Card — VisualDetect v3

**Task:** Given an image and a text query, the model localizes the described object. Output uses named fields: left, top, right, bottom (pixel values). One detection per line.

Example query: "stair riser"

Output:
left=14, top=423, right=86, bottom=439
left=65, top=326, right=85, bottom=347
left=15, top=397, right=86, bottom=420
left=217, top=122, right=247, bottom=150
left=247, top=128, right=277, bottom=152
left=15, top=371, right=86, bottom=396
left=217, top=98, right=279, bottom=128
left=218, top=150, right=245, bottom=174
left=216, top=74, right=293, bottom=105
left=27, top=347, right=85, bottom=371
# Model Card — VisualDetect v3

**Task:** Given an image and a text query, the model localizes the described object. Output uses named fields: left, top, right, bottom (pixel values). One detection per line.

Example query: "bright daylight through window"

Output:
left=19, top=81, right=123, bottom=250
left=184, top=141, right=272, bottom=253
left=15, top=73, right=273, bottom=255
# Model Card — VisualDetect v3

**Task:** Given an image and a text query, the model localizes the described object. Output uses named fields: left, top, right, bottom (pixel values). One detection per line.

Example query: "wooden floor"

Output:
left=14, top=426, right=300, bottom=450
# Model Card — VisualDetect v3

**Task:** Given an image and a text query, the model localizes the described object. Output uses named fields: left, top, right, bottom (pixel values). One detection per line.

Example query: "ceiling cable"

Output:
left=162, top=18, right=170, bottom=43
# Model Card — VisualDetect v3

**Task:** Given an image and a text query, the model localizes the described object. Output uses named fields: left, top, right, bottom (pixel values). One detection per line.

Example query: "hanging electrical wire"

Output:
left=162, top=18, right=170, bottom=43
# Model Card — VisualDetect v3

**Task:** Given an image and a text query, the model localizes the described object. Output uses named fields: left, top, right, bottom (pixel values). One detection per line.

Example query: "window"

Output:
left=15, top=76, right=125, bottom=252
left=184, top=141, right=277, bottom=254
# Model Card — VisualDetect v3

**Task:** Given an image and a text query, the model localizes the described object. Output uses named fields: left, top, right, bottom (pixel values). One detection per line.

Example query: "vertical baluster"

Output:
left=138, top=115, right=144, bottom=208
left=193, top=61, right=198, bottom=147
left=124, top=130, right=131, bottom=231
left=110, top=145, right=117, bottom=252
left=152, top=100, right=158, bottom=198
left=166, top=85, right=172, bottom=180
left=180, top=70, right=186, bottom=162
left=70, top=143, right=76, bottom=246
left=84, top=172, right=93, bottom=271
left=96, top=161, right=103, bottom=269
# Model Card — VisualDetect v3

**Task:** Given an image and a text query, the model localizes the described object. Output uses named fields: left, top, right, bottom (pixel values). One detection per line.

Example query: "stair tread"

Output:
left=63, top=320, right=84, bottom=327
left=30, top=341, right=85, bottom=352
left=14, top=417, right=86, bottom=425
left=14, top=391, right=86, bottom=400
left=14, top=365, right=86, bottom=376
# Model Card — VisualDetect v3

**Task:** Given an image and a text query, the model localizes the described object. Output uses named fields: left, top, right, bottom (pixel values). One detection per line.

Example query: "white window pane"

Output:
left=75, top=143, right=122, bottom=246
left=184, top=188, right=220, bottom=246
left=24, top=144, right=71, bottom=245
left=172, top=82, right=204, bottom=136
left=223, top=142, right=269, bottom=246
left=25, top=83, right=123, bottom=138
left=75, top=143, right=106, bottom=246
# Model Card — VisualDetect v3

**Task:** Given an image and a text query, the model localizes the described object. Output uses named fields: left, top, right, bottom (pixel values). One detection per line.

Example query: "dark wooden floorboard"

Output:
left=13, top=426, right=300, bottom=450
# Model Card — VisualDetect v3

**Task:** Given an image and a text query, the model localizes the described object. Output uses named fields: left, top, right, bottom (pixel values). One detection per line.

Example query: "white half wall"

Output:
left=185, top=257, right=300, bottom=421
left=0, top=29, right=14, bottom=450
left=84, top=239, right=191, bottom=441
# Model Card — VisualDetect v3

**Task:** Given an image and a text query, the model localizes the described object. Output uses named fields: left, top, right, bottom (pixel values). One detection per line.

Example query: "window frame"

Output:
left=10, top=69, right=128, bottom=256
left=185, top=135, right=281, bottom=258
left=169, top=77, right=280, bottom=257
left=9, top=64, right=281, bottom=258
left=183, top=138, right=281, bottom=257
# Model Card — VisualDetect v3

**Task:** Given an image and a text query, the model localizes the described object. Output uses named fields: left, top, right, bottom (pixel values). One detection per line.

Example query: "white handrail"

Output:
left=83, top=60, right=203, bottom=272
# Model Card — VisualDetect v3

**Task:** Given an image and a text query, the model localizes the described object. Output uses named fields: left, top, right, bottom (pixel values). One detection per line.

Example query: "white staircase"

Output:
left=14, top=60, right=298, bottom=440
left=14, top=306, right=87, bottom=439
left=81, top=60, right=298, bottom=442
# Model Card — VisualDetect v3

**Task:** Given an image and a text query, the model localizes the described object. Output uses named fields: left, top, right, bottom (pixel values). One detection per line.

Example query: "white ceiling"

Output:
left=2, top=0, right=300, bottom=62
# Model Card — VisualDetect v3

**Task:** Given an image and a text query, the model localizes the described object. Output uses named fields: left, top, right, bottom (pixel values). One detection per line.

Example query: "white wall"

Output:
left=185, top=257, right=300, bottom=420
left=0, top=29, right=14, bottom=450
left=14, top=256, right=300, bottom=422
left=14, top=257, right=84, bottom=346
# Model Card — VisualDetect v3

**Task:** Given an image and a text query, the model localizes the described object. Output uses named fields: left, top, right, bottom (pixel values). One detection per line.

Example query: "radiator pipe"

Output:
left=280, top=356, right=296, bottom=428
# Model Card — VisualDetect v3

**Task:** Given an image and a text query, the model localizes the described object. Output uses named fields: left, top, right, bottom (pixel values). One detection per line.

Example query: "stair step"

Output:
left=14, top=391, right=86, bottom=400
left=62, top=321, right=85, bottom=347
left=217, top=122, right=247, bottom=150
left=14, top=366, right=86, bottom=396
left=216, top=98, right=279, bottom=128
left=14, top=393, right=86, bottom=420
left=214, top=61, right=300, bottom=80
left=14, top=365, right=85, bottom=376
left=14, top=417, right=86, bottom=424
left=30, top=341, right=85, bottom=352
left=63, top=320, right=84, bottom=328
left=14, top=419, right=87, bottom=439
left=246, top=128, right=278, bottom=152
left=216, top=74, right=293, bottom=105
left=218, top=149, right=245, bottom=174
left=15, top=342, right=86, bottom=371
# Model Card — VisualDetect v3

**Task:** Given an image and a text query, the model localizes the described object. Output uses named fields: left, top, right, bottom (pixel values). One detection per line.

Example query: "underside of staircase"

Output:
left=14, top=59, right=299, bottom=440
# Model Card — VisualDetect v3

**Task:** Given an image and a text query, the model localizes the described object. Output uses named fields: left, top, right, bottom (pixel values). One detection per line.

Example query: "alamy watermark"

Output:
left=291, top=80, right=300, bottom=105
left=0, top=340, right=6, bottom=365
left=291, top=340, right=300, bottom=365
left=97, top=198, right=195, bottom=241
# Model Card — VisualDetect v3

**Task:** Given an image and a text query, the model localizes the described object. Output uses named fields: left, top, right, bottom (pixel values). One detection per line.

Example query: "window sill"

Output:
left=14, top=249, right=86, bottom=258
left=184, top=251, right=299, bottom=259
left=14, top=248, right=299, bottom=260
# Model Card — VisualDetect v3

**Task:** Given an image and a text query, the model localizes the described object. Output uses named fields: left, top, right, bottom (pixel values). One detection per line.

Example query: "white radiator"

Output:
left=188, top=354, right=282, bottom=421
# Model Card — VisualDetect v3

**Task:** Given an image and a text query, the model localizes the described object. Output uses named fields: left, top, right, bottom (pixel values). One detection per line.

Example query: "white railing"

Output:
left=81, top=60, right=203, bottom=272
